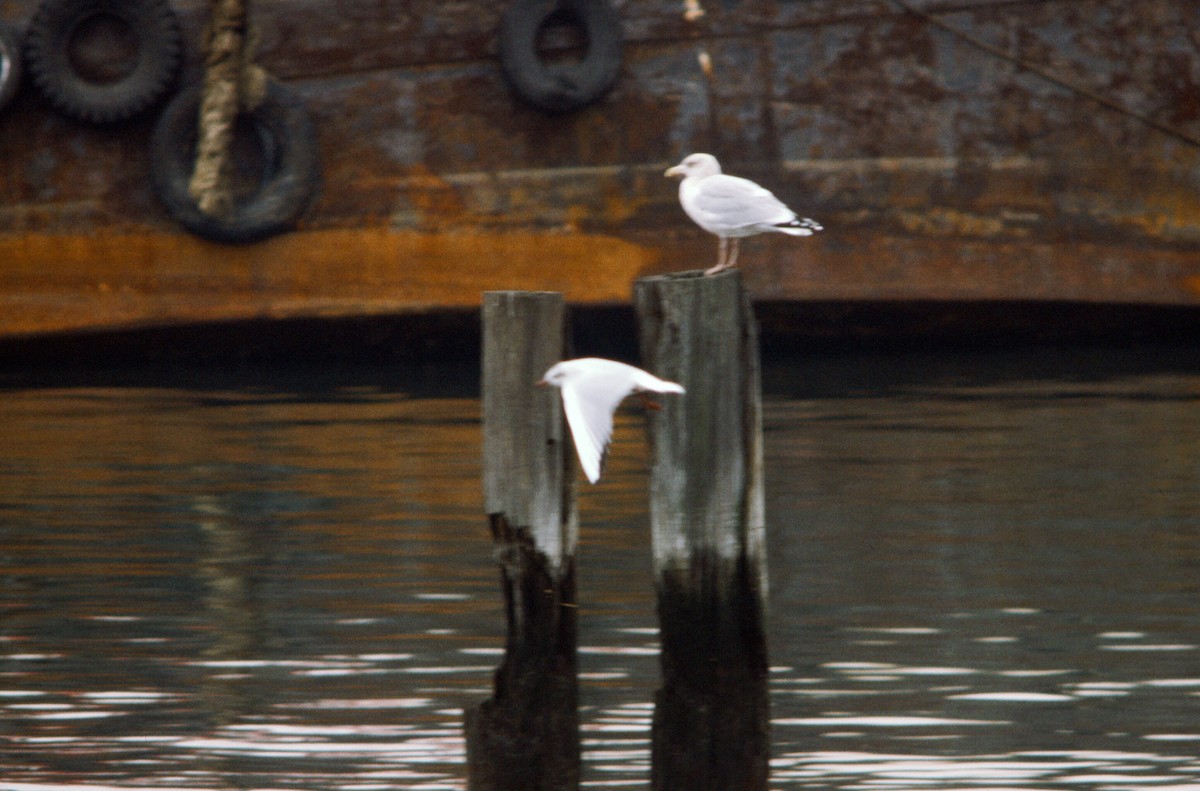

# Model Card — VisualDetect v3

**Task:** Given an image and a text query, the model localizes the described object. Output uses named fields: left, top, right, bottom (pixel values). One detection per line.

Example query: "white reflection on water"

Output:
left=777, top=716, right=1009, bottom=727
left=948, top=692, right=1075, bottom=702
left=279, top=697, right=435, bottom=709
left=176, top=727, right=464, bottom=755
left=830, top=664, right=980, bottom=677
left=770, top=750, right=1200, bottom=788
left=3, top=785, right=202, bottom=791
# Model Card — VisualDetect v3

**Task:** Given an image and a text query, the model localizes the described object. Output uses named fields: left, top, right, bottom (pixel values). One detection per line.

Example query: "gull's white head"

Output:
left=665, top=152, right=721, bottom=179
left=536, top=360, right=576, bottom=388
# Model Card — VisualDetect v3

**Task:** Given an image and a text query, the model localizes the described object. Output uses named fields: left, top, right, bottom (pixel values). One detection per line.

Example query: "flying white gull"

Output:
left=537, top=357, right=685, bottom=484
left=665, top=152, right=822, bottom=275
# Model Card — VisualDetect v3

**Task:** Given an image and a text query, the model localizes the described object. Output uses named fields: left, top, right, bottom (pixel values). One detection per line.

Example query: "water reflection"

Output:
left=2, top=348, right=1199, bottom=789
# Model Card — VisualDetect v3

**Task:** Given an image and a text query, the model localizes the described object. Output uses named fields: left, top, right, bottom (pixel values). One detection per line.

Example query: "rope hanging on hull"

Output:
left=190, top=0, right=269, bottom=217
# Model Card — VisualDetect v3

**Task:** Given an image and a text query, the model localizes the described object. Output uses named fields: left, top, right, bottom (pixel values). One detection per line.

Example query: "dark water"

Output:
left=3, top=347, right=1199, bottom=790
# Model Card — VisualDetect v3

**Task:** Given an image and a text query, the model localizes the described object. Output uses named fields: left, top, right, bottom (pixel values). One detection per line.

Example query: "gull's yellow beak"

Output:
left=534, top=379, right=548, bottom=387
left=664, top=164, right=684, bottom=178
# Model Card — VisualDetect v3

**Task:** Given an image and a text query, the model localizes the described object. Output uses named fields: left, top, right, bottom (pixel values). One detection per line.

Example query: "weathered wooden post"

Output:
left=634, top=270, right=769, bottom=791
left=465, top=291, right=580, bottom=791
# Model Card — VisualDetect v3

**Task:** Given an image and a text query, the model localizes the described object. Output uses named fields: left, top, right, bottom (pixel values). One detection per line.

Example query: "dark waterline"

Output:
left=2, top=300, right=1197, bottom=377
left=2, top=344, right=1198, bottom=789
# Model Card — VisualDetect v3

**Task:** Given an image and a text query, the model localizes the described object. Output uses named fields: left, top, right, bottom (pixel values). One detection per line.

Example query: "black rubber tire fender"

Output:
left=498, top=0, right=623, bottom=113
left=150, top=80, right=321, bottom=244
left=23, top=0, right=181, bottom=123
left=0, top=20, right=22, bottom=114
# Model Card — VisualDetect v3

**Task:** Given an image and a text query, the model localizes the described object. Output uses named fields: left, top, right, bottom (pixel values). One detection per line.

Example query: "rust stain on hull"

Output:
left=737, top=234, right=1200, bottom=305
left=3, top=222, right=1197, bottom=340
left=0, top=229, right=658, bottom=337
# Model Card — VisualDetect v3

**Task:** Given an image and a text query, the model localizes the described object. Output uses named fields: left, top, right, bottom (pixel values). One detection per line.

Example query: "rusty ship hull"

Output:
left=1, top=0, right=1198, bottom=345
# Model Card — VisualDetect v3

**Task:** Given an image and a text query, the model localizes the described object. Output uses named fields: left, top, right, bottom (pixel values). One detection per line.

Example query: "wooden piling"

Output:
left=465, top=291, right=580, bottom=791
left=634, top=270, right=769, bottom=791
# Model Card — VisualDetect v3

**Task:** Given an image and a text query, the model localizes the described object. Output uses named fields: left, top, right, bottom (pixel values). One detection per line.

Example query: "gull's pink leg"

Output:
left=705, top=237, right=729, bottom=275
left=727, top=238, right=741, bottom=269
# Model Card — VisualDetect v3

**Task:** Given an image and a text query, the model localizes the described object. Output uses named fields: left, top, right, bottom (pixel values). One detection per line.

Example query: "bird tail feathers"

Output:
left=775, top=217, right=823, bottom=236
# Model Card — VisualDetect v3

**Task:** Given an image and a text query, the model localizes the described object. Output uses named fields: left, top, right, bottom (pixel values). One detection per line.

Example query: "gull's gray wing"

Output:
left=691, top=174, right=795, bottom=231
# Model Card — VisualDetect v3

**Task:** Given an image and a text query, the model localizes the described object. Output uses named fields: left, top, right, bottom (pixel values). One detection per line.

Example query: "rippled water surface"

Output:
left=2, top=348, right=1199, bottom=790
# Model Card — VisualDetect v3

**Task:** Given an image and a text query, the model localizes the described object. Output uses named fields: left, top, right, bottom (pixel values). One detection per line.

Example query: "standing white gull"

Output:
left=665, top=152, right=822, bottom=275
left=537, top=357, right=685, bottom=484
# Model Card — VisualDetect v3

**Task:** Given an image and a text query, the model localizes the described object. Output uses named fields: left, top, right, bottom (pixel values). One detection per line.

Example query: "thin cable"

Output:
left=888, top=0, right=1200, bottom=149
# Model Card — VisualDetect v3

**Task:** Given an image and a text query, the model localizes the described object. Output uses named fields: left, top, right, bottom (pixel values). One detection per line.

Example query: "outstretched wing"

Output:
left=559, top=370, right=635, bottom=484
left=692, top=174, right=795, bottom=232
